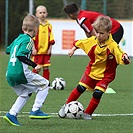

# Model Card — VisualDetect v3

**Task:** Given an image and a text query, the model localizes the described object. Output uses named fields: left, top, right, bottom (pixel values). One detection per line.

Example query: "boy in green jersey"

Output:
left=3, top=14, right=51, bottom=126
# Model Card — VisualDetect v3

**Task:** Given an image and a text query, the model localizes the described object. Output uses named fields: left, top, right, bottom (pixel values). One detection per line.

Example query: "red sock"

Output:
left=84, top=97, right=100, bottom=115
left=43, top=69, right=50, bottom=80
left=32, top=69, right=38, bottom=74
left=66, top=88, right=81, bottom=104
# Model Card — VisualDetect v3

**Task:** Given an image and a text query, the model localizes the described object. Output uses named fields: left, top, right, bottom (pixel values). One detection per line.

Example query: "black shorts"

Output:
left=112, top=24, right=124, bottom=44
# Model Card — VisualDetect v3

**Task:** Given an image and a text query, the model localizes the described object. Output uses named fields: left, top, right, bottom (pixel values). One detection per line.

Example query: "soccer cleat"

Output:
left=58, top=104, right=66, bottom=118
left=82, top=113, right=92, bottom=120
left=29, top=109, right=51, bottom=119
left=3, top=113, right=21, bottom=126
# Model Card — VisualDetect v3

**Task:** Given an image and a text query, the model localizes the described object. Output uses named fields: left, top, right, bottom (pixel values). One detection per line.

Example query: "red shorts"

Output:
left=32, top=54, right=51, bottom=67
left=79, top=74, right=114, bottom=92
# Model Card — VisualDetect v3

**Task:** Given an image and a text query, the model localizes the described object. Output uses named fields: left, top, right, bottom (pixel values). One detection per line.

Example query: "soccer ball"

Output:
left=52, top=77, right=66, bottom=90
left=64, top=101, right=84, bottom=119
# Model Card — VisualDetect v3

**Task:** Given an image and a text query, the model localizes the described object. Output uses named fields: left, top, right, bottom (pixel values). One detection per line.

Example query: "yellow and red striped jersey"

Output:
left=74, top=34, right=125, bottom=80
left=34, top=20, right=55, bottom=54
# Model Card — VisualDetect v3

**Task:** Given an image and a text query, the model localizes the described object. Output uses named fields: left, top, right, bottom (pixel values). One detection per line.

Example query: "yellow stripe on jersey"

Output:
left=34, top=20, right=55, bottom=54
left=74, top=34, right=125, bottom=80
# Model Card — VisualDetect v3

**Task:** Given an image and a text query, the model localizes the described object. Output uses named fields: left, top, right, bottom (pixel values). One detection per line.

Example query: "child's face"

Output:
left=95, top=29, right=110, bottom=44
left=36, top=7, right=48, bottom=21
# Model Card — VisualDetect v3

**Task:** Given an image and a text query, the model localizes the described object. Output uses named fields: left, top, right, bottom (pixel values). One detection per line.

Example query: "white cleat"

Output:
left=82, top=113, right=92, bottom=120
left=58, top=104, right=66, bottom=118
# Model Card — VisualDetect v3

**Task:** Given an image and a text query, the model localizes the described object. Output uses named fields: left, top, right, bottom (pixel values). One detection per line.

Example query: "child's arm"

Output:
left=85, top=28, right=96, bottom=38
left=47, top=44, right=52, bottom=54
left=17, top=56, right=42, bottom=72
left=68, top=46, right=77, bottom=57
left=32, top=45, right=37, bottom=55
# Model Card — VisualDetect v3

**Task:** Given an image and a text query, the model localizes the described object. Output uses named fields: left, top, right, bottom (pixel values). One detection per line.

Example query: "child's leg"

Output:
left=32, top=87, right=49, bottom=111
left=85, top=78, right=109, bottom=115
left=43, top=67, right=50, bottom=80
left=66, top=84, right=86, bottom=104
left=58, top=84, right=86, bottom=118
left=84, top=97, right=100, bottom=115
left=84, top=89, right=103, bottom=115
left=9, top=96, right=29, bottom=116
left=4, top=85, right=31, bottom=126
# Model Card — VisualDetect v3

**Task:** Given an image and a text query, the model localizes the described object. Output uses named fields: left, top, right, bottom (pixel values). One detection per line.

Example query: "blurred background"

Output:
left=0, top=0, right=133, bottom=50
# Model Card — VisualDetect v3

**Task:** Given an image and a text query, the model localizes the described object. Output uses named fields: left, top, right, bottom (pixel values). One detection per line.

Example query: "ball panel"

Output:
left=64, top=101, right=84, bottom=119
left=52, top=77, right=66, bottom=90
left=69, top=104, right=78, bottom=113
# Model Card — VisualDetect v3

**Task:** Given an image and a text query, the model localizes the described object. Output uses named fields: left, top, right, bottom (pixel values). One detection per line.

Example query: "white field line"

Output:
left=0, top=111, right=132, bottom=118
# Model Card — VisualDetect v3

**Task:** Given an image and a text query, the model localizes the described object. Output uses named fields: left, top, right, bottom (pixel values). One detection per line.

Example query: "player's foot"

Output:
left=82, top=113, right=92, bottom=120
left=29, top=109, right=51, bottom=119
left=3, top=113, right=21, bottom=126
left=58, top=104, right=66, bottom=118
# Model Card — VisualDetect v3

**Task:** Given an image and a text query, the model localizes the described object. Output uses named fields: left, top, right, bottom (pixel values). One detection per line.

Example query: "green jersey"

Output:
left=6, top=34, right=34, bottom=86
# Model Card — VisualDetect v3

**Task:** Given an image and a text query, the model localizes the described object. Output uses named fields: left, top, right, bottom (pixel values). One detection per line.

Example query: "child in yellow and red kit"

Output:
left=32, top=5, right=55, bottom=82
left=58, top=16, right=130, bottom=120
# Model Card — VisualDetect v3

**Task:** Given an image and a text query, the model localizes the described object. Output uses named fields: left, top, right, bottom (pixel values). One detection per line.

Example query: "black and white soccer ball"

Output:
left=52, top=77, right=66, bottom=90
left=64, top=101, right=84, bottom=119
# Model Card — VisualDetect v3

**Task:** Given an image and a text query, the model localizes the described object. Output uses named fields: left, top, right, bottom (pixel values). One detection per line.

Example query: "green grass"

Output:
left=0, top=53, right=132, bottom=133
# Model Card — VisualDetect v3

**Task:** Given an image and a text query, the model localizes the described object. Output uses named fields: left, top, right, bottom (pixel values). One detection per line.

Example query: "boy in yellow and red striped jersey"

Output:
left=58, top=16, right=130, bottom=120
left=32, top=5, right=55, bottom=82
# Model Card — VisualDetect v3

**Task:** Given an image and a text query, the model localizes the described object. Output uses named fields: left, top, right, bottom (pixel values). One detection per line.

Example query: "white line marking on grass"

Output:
left=0, top=111, right=132, bottom=118
left=92, top=114, right=133, bottom=116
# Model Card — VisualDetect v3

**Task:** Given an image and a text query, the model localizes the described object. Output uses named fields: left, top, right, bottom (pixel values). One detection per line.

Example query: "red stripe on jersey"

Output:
left=85, top=45, right=96, bottom=75
left=48, top=26, right=51, bottom=46
left=34, top=29, right=39, bottom=51
left=104, top=49, right=117, bottom=80
left=85, top=45, right=117, bottom=80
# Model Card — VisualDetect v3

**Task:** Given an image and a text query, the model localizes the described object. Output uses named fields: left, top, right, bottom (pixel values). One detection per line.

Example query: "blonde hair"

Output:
left=92, top=16, right=112, bottom=32
left=22, top=14, right=39, bottom=32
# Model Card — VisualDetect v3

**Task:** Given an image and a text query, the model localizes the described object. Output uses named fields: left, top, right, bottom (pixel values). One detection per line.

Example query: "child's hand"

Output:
left=122, top=53, right=131, bottom=64
left=32, top=48, right=37, bottom=55
left=35, top=65, right=42, bottom=72
left=68, top=49, right=75, bottom=57
left=47, top=48, right=51, bottom=54
left=68, top=46, right=77, bottom=57
left=47, top=45, right=52, bottom=54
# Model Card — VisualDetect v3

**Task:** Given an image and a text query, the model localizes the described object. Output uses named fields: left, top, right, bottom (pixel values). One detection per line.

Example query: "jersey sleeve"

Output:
left=6, top=41, right=14, bottom=54
left=78, top=18, right=93, bottom=34
left=17, top=56, right=37, bottom=68
left=111, top=43, right=125, bottom=64
left=74, top=37, right=94, bottom=54
left=82, top=19, right=93, bottom=33
left=49, top=25, right=55, bottom=45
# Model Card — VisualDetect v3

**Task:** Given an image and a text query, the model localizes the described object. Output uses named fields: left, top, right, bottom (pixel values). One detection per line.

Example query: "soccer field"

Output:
left=0, top=53, right=132, bottom=133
